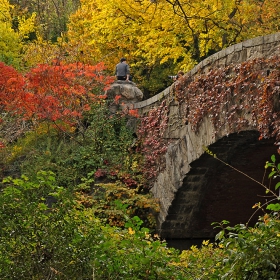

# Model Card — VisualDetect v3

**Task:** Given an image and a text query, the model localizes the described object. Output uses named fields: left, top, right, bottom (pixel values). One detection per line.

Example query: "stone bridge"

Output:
left=133, top=33, right=280, bottom=239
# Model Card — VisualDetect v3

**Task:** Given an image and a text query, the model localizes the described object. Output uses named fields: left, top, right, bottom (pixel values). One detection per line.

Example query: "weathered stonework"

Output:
left=130, top=32, right=280, bottom=238
left=106, top=80, right=143, bottom=113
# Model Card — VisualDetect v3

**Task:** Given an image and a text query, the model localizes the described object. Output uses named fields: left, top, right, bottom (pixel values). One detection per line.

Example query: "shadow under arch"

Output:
left=159, top=130, right=279, bottom=239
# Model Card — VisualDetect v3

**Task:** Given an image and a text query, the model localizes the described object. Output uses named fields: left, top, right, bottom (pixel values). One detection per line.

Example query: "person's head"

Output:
left=120, top=58, right=127, bottom=63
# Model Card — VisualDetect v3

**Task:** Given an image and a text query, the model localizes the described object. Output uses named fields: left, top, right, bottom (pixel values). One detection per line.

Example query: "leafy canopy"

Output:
left=66, top=0, right=280, bottom=73
left=0, top=0, right=35, bottom=69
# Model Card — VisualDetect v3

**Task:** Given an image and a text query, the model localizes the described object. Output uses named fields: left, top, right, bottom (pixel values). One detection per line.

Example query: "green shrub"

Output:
left=0, top=171, right=186, bottom=279
left=218, top=216, right=280, bottom=279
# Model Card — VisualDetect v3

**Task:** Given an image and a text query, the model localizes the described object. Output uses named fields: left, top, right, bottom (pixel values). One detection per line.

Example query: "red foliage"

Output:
left=128, top=109, right=139, bottom=118
left=114, top=95, right=121, bottom=104
left=24, top=62, right=114, bottom=122
left=109, top=170, right=117, bottom=176
left=0, top=62, right=21, bottom=88
left=137, top=100, right=171, bottom=183
left=0, top=61, right=114, bottom=127
left=0, top=62, right=25, bottom=114
left=174, top=56, right=280, bottom=144
left=121, top=175, right=138, bottom=188
left=94, top=168, right=107, bottom=178
left=137, top=56, right=280, bottom=187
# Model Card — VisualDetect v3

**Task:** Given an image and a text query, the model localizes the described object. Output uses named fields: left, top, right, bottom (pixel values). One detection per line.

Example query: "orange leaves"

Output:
left=83, top=104, right=91, bottom=111
left=114, top=95, right=121, bottom=104
left=0, top=63, right=25, bottom=116
left=0, top=60, right=113, bottom=126
left=128, top=109, right=139, bottom=118
left=98, top=95, right=107, bottom=99
left=0, top=62, right=24, bottom=92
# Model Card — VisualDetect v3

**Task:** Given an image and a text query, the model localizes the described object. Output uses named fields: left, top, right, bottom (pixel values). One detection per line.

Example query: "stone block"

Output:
left=234, top=42, right=243, bottom=52
left=190, top=66, right=198, bottom=76
left=274, top=32, right=280, bottom=42
left=217, top=48, right=226, bottom=60
left=226, top=51, right=242, bottom=64
left=263, top=43, right=280, bottom=57
left=174, top=221, right=186, bottom=229
left=178, top=204, right=194, bottom=213
left=243, top=36, right=263, bottom=48
left=247, top=45, right=263, bottom=59
left=264, top=33, right=277, bottom=44
left=225, top=45, right=235, bottom=56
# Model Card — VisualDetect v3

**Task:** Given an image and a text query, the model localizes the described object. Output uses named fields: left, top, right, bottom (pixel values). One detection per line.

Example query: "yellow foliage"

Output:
left=0, top=0, right=36, bottom=69
left=0, top=0, right=12, bottom=21
left=66, top=0, right=194, bottom=72
left=17, top=13, right=36, bottom=39
left=23, top=34, right=61, bottom=67
left=65, top=0, right=280, bottom=77
left=128, top=227, right=135, bottom=235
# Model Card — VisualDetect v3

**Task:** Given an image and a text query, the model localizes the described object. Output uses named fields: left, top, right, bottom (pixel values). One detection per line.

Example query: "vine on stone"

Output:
left=137, top=100, right=171, bottom=187
left=175, top=56, right=280, bottom=144
left=137, top=56, right=280, bottom=187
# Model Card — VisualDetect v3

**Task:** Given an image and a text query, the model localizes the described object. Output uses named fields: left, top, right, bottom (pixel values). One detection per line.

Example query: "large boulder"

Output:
left=106, top=80, right=143, bottom=113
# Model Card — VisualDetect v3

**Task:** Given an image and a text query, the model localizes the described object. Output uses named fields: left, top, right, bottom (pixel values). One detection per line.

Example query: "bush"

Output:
left=0, top=171, right=186, bottom=279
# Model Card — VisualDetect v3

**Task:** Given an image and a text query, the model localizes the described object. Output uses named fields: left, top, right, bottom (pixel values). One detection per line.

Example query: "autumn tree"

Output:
left=0, top=60, right=142, bottom=194
left=0, top=0, right=35, bottom=69
left=0, top=62, right=26, bottom=145
left=162, top=0, right=280, bottom=60
left=65, top=0, right=280, bottom=96
left=9, top=0, right=80, bottom=41
left=1, top=0, right=80, bottom=70
left=0, top=60, right=114, bottom=146
left=65, top=0, right=191, bottom=96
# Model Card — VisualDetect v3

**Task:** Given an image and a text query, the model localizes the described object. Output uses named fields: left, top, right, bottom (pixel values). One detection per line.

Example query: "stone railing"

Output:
left=134, top=32, right=280, bottom=113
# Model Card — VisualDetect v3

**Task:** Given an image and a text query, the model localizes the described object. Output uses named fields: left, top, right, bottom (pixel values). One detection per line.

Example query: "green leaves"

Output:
left=265, top=154, right=280, bottom=195
left=0, top=171, right=185, bottom=279
left=266, top=203, right=280, bottom=211
left=275, top=182, right=280, bottom=190
left=216, top=215, right=280, bottom=279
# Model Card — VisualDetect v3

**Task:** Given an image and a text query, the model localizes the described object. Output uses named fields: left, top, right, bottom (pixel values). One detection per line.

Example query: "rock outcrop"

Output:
left=106, top=80, right=143, bottom=113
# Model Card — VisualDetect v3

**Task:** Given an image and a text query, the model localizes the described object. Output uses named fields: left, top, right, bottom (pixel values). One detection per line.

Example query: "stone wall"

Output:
left=132, top=32, right=280, bottom=236
left=134, top=32, right=280, bottom=112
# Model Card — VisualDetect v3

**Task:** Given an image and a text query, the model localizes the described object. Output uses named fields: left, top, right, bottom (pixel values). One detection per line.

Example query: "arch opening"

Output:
left=160, top=131, right=279, bottom=239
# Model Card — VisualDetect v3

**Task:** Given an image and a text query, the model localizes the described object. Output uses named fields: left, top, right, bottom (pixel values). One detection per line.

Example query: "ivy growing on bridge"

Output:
left=137, top=55, right=280, bottom=187
left=137, top=99, right=171, bottom=186
left=174, top=55, right=280, bottom=144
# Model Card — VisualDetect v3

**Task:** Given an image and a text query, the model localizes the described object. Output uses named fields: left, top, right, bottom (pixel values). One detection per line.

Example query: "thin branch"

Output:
left=246, top=197, right=279, bottom=226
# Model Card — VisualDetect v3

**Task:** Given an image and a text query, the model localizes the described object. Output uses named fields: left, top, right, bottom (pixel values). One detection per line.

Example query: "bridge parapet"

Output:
left=134, top=32, right=280, bottom=112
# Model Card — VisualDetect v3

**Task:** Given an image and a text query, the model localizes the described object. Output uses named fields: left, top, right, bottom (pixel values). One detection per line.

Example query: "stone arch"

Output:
left=131, top=32, right=280, bottom=238
left=159, top=131, right=278, bottom=238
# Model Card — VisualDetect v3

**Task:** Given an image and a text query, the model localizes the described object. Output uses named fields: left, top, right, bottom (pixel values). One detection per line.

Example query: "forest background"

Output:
left=2, top=0, right=280, bottom=96
left=1, top=0, right=280, bottom=279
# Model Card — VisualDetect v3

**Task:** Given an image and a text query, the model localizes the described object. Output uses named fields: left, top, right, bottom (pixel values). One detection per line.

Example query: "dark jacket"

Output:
left=115, top=62, right=130, bottom=77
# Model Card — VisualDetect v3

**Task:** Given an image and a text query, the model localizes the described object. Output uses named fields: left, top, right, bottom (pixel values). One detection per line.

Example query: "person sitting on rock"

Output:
left=115, top=58, right=131, bottom=81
